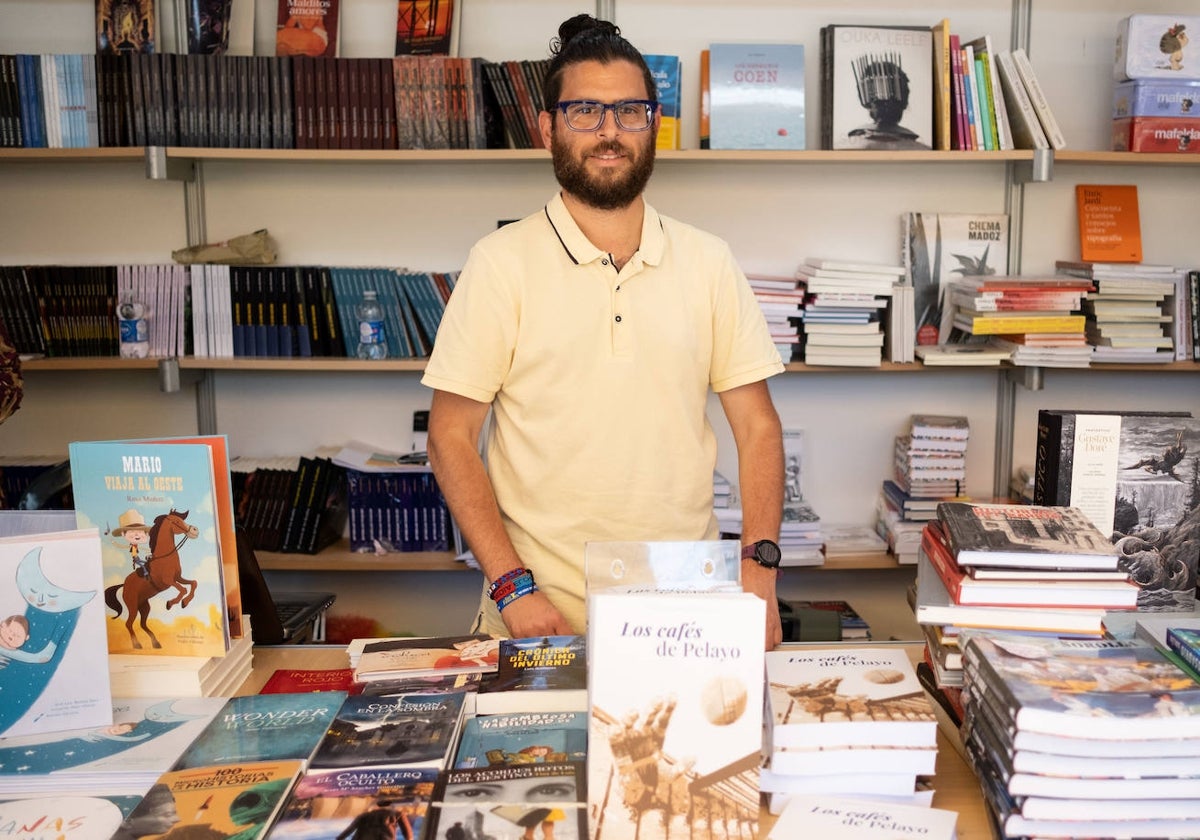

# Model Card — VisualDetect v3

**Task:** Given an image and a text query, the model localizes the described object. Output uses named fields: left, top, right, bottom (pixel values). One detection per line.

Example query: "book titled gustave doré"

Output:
left=587, top=590, right=765, bottom=840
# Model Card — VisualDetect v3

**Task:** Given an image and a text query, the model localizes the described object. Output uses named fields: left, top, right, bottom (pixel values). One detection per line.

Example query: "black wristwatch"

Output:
left=741, top=539, right=782, bottom=569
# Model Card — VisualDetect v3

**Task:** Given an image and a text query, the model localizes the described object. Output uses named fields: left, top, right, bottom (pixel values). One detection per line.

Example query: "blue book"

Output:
left=709, top=43, right=805, bottom=150
left=643, top=54, right=681, bottom=150
left=309, top=690, right=467, bottom=770
left=270, top=766, right=439, bottom=840
left=454, top=711, right=587, bottom=769
left=171, top=691, right=348, bottom=769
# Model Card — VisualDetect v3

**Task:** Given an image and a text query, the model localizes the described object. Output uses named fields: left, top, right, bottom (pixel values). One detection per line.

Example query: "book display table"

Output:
left=239, top=643, right=996, bottom=839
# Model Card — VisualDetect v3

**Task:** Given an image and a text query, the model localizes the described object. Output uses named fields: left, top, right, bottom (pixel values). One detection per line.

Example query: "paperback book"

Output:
left=0, top=796, right=145, bottom=840
left=644, top=54, right=681, bottom=151
left=475, top=635, right=587, bottom=715
left=427, top=764, right=586, bottom=840
left=767, top=794, right=957, bottom=840
left=259, top=667, right=357, bottom=694
left=453, top=710, right=588, bottom=769
left=353, top=634, right=500, bottom=682
left=308, top=690, right=467, bottom=770
left=269, top=765, right=439, bottom=840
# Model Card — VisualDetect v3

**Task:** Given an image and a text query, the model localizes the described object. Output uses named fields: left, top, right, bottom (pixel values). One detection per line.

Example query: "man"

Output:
left=423, top=14, right=785, bottom=649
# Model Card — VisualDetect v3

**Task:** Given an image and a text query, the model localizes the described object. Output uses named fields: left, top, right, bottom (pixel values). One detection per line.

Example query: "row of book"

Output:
left=231, top=455, right=347, bottom=555
left=0, top=263, right=456, bottom=359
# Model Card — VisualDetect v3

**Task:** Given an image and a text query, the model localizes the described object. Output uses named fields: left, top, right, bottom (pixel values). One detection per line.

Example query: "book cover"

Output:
left=903, top=212, right=1009, bottom=345
left=276, top=0, right=339, bottom=58
left=0, top=796, right=146, bottom=840
left=427, top=802, right=587, bottom=840
left=354, top=634, right=499, bottom=682
left=475, top=635, right=587, bottom=716
left=259, top=667, right=357, bottom=694
left=1076, top=184, right=1142, bottom=263
left=269, top=765, right=438, bottom=840
left=1167, top=626, right=1200, bottom=674
left=644, top=54, right=681, bottom=151
left=172, top=691, right=347, bottom=770
left=68, top=440, right=230, bottom=657
left=1010, top=47, right=1065, bottom=149
left=395, top=0, right=455, bottom=56
left=0, top=528, right=112, bottom=739
left=431, top=763, right=586, bottom=840
left=96, top=0, right=155, bottom=54
left=453, top=711, right=587, bottom=770
left=708, top=43, right=804, bottom=150
left=308, top=690, right=466, bottom=770
left=961, top=631, right=1200, bottom=740
left=111, top=759, right=304, bottom=840
left=994, top=50, right=1049, bottom=150
left=936, top=502, right=1119, bottom=570
left=823, top=25, right=933, bottom=150
left=767, top=794, right=957, bottom=840
left=587, top=591, right=764, bottom=840
left=765, top=647, right=936, bottom=749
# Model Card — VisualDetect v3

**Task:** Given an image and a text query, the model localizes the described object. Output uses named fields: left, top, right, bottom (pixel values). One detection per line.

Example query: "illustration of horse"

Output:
left=104, top=509, right=200, bottom=650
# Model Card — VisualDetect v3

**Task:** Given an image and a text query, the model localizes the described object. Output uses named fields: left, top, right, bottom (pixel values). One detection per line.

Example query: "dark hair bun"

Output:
left=552, top=13, right=621, bottom=55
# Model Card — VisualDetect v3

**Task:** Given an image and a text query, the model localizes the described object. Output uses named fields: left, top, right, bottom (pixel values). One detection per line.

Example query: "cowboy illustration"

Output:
left=110, top=508, right=152, bottom=578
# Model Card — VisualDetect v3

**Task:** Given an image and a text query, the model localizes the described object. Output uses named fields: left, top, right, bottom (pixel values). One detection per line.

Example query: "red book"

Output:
left=260, top=667, right=358, bottom=694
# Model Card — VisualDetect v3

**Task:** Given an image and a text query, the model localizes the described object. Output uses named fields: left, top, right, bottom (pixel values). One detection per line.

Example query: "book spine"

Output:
left=1166, top=629, right=1200, bottom=676
left=1012, top=47, right=1065, bottom=149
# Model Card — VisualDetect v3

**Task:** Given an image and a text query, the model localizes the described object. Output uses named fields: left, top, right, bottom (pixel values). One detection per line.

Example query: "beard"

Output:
left=551, top=133, right=656, bottom=211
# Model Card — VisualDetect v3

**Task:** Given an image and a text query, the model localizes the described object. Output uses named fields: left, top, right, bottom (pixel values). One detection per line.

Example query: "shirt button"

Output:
left=615, top=315, right=622, bottom=323
left=616, top=285, right=621, bottom=291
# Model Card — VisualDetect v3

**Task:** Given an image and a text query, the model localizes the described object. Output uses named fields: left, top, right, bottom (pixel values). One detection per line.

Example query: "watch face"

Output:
left=756, top=540, right=782, bottom=568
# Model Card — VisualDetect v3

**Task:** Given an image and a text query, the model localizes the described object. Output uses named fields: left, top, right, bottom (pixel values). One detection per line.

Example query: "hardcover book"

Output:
left=308, top=690, right=467, bottom=770
left=1075, top=184, right=1142, bottom=263
left=395, top=0, right=455, bottom=56
left=111, top=759, right=304, bottom=840
left=822, top=25, right=933, bottom=150
left=269, top=765, right=438, bottom=840
left=936, top=502, right=1120, bottom=570
left=0, top=528, right=113, bottom=739
left=453, top=710, right=588, bottom=769
left=171, top=691, right=347, bottom=770
left=474, top=635, right=587, bottom=716
left=587, top=591, right=765, bottom=840
left=68, top=440, right=230, bottom=657
left=708, top=43, right=804, bottom=150
left=259, top=667, right=357, bottom=694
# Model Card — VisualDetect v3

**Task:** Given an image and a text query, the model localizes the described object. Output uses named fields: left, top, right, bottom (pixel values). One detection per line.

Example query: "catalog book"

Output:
left=0, top=527, right=113, bottom=739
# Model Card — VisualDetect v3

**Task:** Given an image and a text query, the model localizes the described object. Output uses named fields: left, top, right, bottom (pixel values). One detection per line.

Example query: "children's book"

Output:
left=308, top=690, right=467, bottom=770
left=171, top=691, right=348, bottom=770
left=453, top=711, right=587, bottom=769
left=0, top=528, right=112, bottom=739
left=0, top=795, right=146, bottom=840
left=69, top=440, right=231, bottom=657
left=475, top=635, right=587, bottom=715
left=269, top=765, right=439, bottom=840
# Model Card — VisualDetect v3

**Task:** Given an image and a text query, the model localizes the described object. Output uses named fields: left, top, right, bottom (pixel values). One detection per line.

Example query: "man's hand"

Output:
left=499, top=590, right=575, bottom=638
left=742, top=563, right=783, bottom=651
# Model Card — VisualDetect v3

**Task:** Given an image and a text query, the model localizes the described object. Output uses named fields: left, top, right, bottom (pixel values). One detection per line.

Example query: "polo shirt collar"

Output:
left=544, top=191, right=665, bottom=268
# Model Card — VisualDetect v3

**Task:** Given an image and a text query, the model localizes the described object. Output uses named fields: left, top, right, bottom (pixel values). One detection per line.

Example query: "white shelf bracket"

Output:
left=145, top=147, right=195, bottom=182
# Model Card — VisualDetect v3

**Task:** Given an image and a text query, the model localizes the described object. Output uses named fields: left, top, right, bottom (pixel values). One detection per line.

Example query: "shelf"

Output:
left=1054, top=151, right=1200, bottom=167
left=177, top=358, right=431, bottom=372
left=0, top=147, right=145, bottom=163
left=256, top=540, right=470, bottom=572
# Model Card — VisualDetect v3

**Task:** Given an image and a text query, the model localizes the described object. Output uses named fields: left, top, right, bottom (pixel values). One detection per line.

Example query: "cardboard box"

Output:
left=1113, top=79, right=1200, bottom=119
left=1114, top=15, right=1200, bottom=81
left=1112, top=116, right=1200, bottom=153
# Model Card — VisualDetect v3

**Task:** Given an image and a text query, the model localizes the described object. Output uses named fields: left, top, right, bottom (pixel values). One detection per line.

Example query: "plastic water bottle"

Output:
left=356, top=290, right=387, bottom=360
left=117, top=300, right=150, bottom=358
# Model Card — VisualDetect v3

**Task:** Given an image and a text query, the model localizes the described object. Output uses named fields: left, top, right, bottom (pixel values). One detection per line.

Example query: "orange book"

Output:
left=699, top=48, right=710, bottom=149
left=1075, top=184, right=1142, bottom=263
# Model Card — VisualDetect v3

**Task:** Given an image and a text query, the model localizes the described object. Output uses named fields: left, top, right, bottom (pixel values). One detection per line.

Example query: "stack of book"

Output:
left=762, top=647, right=939, bottom=815
left=914, top=502, right=1136, bottom=691
left=746, top=274, right=805, bottom=362
left=1056, top=260, right=1184, bottom=363
left=349, top=633, right=500, bottom=686
left=960, top=630, right=1200, bottom=839
left=779, top=500, right=824, bottom=566
left=474, top=635, right=587, bottom=715
left=231, top=454, right=348, bottom=555
left=945, top=275, right=1092, bottom=364
left=795, top=259, right=902, bottom=367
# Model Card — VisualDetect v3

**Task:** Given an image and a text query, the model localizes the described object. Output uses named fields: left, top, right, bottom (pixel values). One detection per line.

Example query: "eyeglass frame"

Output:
left=553, top=99, right=659, bottom=132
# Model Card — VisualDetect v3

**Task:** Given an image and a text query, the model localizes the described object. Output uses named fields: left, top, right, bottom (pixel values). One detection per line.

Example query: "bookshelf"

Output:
left=2, top=1, right=1198, bottom=639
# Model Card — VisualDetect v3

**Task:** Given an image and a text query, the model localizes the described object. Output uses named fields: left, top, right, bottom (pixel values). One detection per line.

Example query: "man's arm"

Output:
left=718, top=379, right=785, bottom=651
left=426, top=389, right=574, bottom=637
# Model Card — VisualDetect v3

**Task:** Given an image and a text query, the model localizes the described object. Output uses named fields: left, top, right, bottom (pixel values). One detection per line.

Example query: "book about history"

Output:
left=172, top=691, right=347, bottom=770
left=708, top=43, right=804, bottom=150
left=260, top=667, right=357, bottom=694
left=308, top=690, right=467, bottom=770
left=0, top=528, right=112, bottom=739
left=68, top=440, right=230, bottom=658
left=961, top=631, right=1200, bottom=740
left=276, top=0, right=339, bottom=58
left=475, top=635, right=587, bottom=716
left=96, top=0, right=155, bottom=54
left=453, top=710, right=588, bottom=770
left=1075, top=184, right=1142, bottom=263
left=269, top=765, right=438, bottom=840
left=353, top=634, right=500, bottom=682
left=936, top=501, right=1120, bottom=570
left=1034, top=411, right=1200, bottom=611
left=111, top=758, right=304, bottom=840
left=767, top=794, right=957, bottom=840
left=822, top=25, right=933, bottom=150
left=587, top=591, right=764, bottom=840
left=395, top=0, right=455, bottom=56
left=903, top=211, right=1009, bottom=345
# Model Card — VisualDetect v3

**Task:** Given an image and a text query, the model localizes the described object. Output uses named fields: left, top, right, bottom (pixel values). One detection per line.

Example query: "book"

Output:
left=269, top=765, right=438, bottom=840
left=936, top=501, right=1120, bottom=570
left=0, top=528, right=112, bottom=739
left=111, top=758, right=303, bottom=840
left=275, top=0, right=339, bottom=58
left=395, top=0, right=455, bottom=56
left=108, top=631, right=254, bottom=698
left=474, top=635, right=587, bottom=716
left=259, top=667, right=356, bottom=694
left=427, top=763, right=586, bottom=840
left=353, top=634, right=500, bottom=682
left=68, top=440, right=231, bottom=657
left=961, top=631, right=1200, bottom=740
left=993, top=50, right=1049, bottom=149
left=308, top=690, right=467, bottom=770
left=767, top=794, right=957, bottom=840
left=930, top=19, right=952, bottom=151
left=0, top=796, right=149, bottom=839
left=453, top=710, right=588, bottom=769
left=1167, top=626, right=1200, bottom=674
left=822, top=24, right=934, bottom=150
left=903, top=212, right=1009, bottom=345
left=644, top=54, right=681, bottom=151
left=964, top=35, right=1013, bottom=151
left=171, top=691, right=347, bottom=770
left=97, top=0, right=155, bottom=54
left=708, top=43, right=805, bottom=150
left=1075, top=184, right=1142, bottom=263
left=587, top=591, right=764, bottom=840
left=764, top=646, right=937, bottom=750
left=1010, top=47, right=1065, bottom=149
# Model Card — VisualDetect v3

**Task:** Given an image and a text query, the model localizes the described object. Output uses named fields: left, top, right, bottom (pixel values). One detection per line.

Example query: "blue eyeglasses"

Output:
left=555, top=99, right=658, bottom=132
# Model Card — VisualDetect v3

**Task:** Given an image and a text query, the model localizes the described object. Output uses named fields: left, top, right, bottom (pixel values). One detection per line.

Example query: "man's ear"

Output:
left=538, top=110, right=554, bottom=148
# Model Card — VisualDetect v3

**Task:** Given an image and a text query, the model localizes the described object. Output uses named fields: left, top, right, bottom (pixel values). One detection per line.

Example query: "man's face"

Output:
left=544, top=59, right=657, bottom=211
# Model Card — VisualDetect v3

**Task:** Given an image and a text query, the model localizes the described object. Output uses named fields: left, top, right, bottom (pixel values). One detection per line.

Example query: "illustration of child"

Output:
left=110, top=508, right=151, bottom=577
left=0, top=615, right=29, bottom=650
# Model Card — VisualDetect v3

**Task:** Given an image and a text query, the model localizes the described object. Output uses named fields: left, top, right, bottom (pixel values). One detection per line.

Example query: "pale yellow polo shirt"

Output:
left=422, top=193, right=784, bottom=635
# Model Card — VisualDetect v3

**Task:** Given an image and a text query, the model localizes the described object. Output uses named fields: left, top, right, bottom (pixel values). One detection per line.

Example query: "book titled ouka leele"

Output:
left=587, top=590, right=765, bottom=840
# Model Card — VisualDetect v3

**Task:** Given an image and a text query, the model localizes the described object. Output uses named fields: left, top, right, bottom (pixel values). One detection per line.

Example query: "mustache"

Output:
left=588, top=140, right=629, bottom=155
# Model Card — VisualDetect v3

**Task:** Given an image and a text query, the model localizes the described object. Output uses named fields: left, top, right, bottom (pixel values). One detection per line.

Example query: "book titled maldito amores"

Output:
left=587, top=591, right=764, bottom=840
left=708, top=43, right=805, bottom=150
